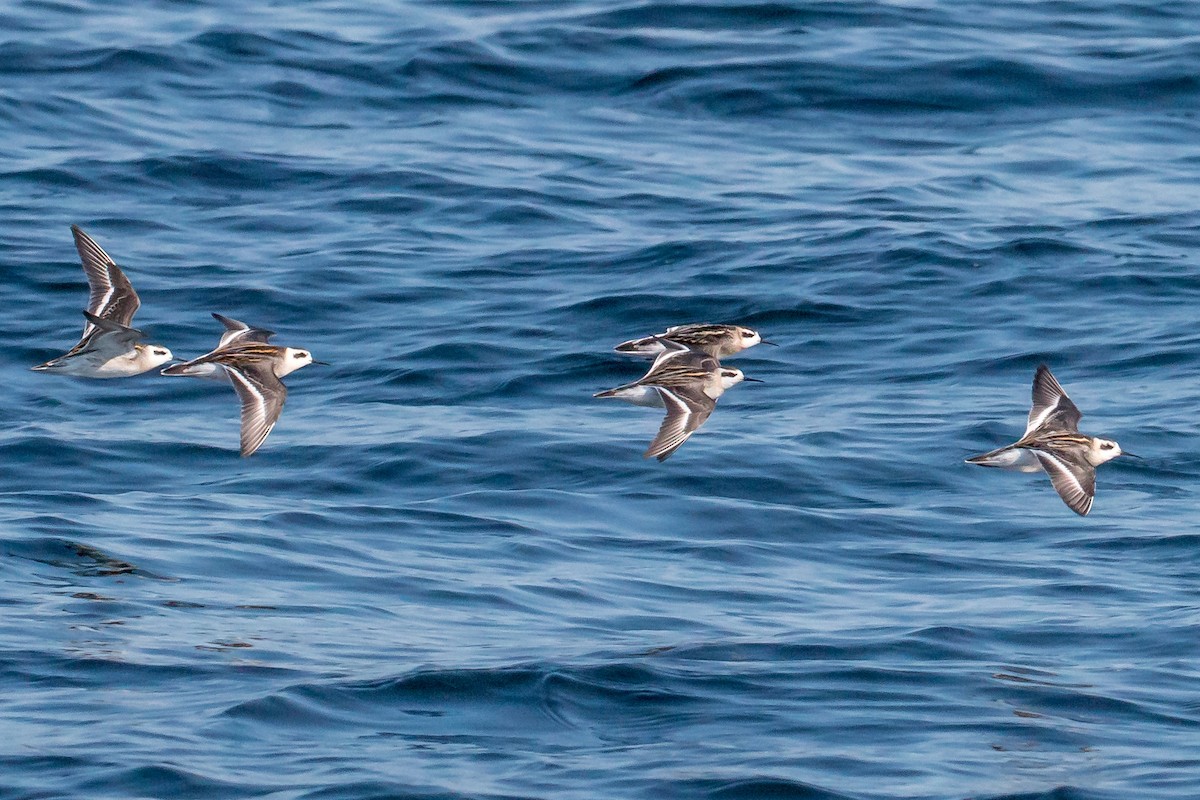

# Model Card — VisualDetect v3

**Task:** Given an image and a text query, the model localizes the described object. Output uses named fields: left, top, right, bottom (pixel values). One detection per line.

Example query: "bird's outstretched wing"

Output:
left=222, top=359, right=287, bottom=457
left=1033, top=447, right=1096, bottom=516
left=72, top=225, right=141, bottom=334
left=213, top=313, right=276, bottom=347
left=644, top=385, right=715, bottom=462
left=1025, top=364, right=1081, bottom=435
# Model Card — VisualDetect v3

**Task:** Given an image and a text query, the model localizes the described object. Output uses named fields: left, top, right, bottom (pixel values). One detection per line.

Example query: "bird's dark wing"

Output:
left=72, top=225, right=140, bottom=332
left=223, top=359, right=287, bottom=457
left=1025, top=364, right=1082, bottom=435
left=1033, top=447, right=1096, bottom=516
left=644, top=384, right=715, bottom=462
left=213, top=313, right=276, bottom=347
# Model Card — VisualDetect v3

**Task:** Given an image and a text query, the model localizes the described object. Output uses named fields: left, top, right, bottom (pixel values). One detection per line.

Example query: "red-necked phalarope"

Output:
left=614, top=323, right=775, bottom=358
left=31, top=225, right=172, bottom=377
left=967, top=364, right=1135, bottom=516
left=162, top=322, right=325, bottom=456
left=595, top=347, right=760, bottom=461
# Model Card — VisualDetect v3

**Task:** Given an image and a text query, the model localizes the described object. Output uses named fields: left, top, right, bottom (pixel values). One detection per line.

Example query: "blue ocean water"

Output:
left=2, top=1, right=1199, bottom=797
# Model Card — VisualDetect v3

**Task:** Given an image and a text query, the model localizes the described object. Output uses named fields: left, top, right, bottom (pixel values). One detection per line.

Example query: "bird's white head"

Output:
left=718, top=367, right=747, bottom=390
left=736, top=327, right=761, bottom=349
left=276, top=347, right=315, bottom=378
left=138, top=344, right=173, bottom=370
left=1088, top=438, right=1122, bottom=466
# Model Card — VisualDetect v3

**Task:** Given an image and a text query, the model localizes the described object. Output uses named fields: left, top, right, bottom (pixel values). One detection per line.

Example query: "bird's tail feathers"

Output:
left=614, top=336, right=659, bottom=355
left=160, top=361, right=209, bottom=377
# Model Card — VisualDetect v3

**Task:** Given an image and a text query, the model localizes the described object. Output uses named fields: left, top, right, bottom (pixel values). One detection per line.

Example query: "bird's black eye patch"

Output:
left=294, top=352, right=307, bottom=359
left=1101, top=443, right=1113, bottom=450
left=154, top=350, right=167, bottom=356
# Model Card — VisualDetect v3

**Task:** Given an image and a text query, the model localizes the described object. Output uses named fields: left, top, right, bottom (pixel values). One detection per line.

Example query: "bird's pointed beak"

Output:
left=742, top=377, right=765, bottom=383
left=759, top=339, right=779, bottom=346
left=1121, top=451, right=1142, bottom=460
left=311, top=360, right=331, bottom=366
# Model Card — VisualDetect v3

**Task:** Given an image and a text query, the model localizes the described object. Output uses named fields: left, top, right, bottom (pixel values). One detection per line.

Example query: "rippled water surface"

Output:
left=2, top=2, right=1199, bottom=798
